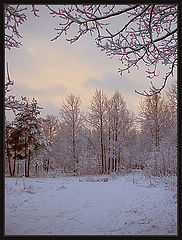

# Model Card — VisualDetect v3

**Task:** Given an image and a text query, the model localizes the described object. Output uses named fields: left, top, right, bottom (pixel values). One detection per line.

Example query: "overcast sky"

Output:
left=5, top=5, right=176, bottom=121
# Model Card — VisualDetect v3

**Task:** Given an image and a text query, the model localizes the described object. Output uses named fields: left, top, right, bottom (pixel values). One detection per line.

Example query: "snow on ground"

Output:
left=5, top=171, right=177, bottom=235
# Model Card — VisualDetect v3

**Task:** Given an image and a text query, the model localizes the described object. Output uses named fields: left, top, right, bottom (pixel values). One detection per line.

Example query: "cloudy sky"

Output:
left=5, top=5, right=176, bottom=120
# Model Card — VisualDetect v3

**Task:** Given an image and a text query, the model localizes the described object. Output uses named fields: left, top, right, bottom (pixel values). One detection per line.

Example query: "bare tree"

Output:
left=59, top=94, right=82, bottom=175
left=106, top=91, right=134, bottom=172
left=41, top=115, right=60, bottom=143
left=40, top=115, right=60, bottom=172
left=139, top=93, right=169, bottom=149
left=166, top=81, right=177, bottom=123
left=89, top=89, right=107, bottom=173
left=137, top=91, right=177, bottom=176
left=46, top=4, right=177, bottom=95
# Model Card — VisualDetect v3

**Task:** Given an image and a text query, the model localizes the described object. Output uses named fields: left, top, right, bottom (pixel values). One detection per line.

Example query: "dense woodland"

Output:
left=5, top=83, right=177, bottom=178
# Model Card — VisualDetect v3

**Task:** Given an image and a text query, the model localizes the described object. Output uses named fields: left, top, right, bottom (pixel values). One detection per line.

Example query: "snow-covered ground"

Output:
left=5, top=171, right=177, bottom=235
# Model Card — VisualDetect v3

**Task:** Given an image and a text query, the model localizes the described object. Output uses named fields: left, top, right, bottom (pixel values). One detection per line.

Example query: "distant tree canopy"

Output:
left=5, top=86, right=177, bottom=177
left=4, top=4, right=177, bottom=96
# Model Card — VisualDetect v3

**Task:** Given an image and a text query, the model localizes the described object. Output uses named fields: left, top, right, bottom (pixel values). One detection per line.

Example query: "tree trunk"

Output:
left=104, top=144, right=107, bottom=173
left=108, top=127, right=111, bottom=174
left=24, top=137, right=27, bottom=177
left=35, top=163, right=38, bottom=176
left=118, top=150, right=121, bottom=171
left=16, top=162, right=19, bottom=176
left=112, top=131, right=115, bottom=171
left=108, top=157, right=110, bottom=174
left=6, top=140, right=12, bottom=176
left=7, top=157, right=13, bottom=176
left=154, top=95, right=160, bottom=150
left=24, top=161, right=27, bottom=177
left=12, top=147, right=17, bottom=176
left=27, top=149, right=31, bottom=177
left=112, top=156, right=114, bottom=171
left=47, top=159, right=49, bottom=172
left=100, top=125, right=104, bottom=174
left=72, top=124, right=78, bottom=175
left=114, top=149, right=117, bottom=172
left=115, top=127, right=118, bottom=172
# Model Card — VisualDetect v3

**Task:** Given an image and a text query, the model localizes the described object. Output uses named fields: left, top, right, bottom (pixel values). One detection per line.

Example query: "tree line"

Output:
left=5, top=84, right=177, bottom=177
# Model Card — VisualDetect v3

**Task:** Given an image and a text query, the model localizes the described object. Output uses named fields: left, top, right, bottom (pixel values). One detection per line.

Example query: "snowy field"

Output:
left=5, top=171, right=177, bottom=235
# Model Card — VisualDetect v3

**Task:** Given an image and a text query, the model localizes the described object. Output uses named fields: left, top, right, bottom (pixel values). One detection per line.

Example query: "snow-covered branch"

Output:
left=47, top=4, right=177, bottom=95
left=4, top=4, right=39, bottom=50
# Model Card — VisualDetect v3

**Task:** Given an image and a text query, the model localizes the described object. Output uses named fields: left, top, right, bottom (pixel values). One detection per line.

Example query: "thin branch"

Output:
left=135, top=58, right=177, bottom=96
left=100, top=5, right=151, bottom=40
left=31, top=5, right=39, bottom=17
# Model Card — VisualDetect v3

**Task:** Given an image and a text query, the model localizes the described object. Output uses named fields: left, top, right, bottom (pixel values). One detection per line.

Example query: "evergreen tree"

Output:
left=13, top=98, right=46, bottom=177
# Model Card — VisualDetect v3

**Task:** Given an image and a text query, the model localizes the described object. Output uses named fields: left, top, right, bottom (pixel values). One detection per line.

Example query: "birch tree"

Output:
left=166, top=81, right=177, bottom=123
left=59, top=94, right=82, bottom=174
left=158, top=82, right=177, bottom=176
left=139, top=93, right=169, bottom=149
left=89, top=89, right=107, bottom=174
left=41, top=115, right=60, bottom=143
left=41, top=115, right=60, bottom=172
left=138, top=93, right=170, bottom=175
left=106, top=91, right=134, bottom=172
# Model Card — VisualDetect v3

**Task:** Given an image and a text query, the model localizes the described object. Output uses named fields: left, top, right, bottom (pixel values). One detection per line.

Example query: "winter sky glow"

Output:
left=5, top=5, right=176, bottom=120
